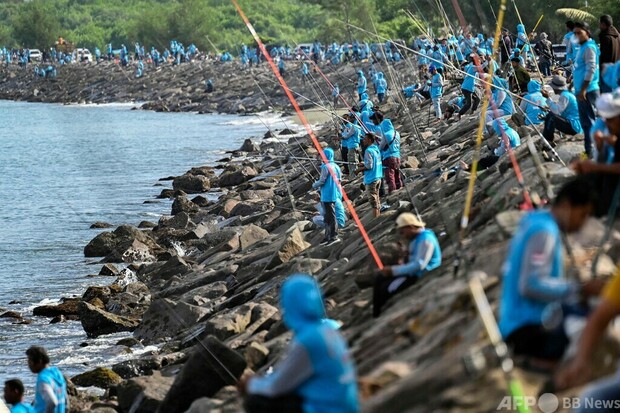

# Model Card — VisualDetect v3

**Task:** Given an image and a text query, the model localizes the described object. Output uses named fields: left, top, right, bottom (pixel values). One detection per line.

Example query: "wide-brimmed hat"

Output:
left=549, top=75, right=568, bottom=90
left=396, top=213, right=426, bottom=228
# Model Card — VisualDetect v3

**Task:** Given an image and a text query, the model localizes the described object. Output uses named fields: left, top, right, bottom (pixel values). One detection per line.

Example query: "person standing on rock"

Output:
left=26, top=346, right=68, bottom=413
left=429, top=65, right=444, bottom=122
left=240, top=274, right=359, bottom=413
left=498, top=178, right=605, bottom=369
left=340, top=114, right=363, bottom=178
left=371, top=111, right=402, bottom=193
left=357, top=133, right=383, bottom=218
left=4, top=379, right=34, bottom=413
left=278, top=58, right=286, bottom=78
left=312, top=148, right=342, bottom=246
left=373, top=213, right=441, bottom=318
left=457, top=54, right=480, bottom=119
left=356, top=70, right=367, bottom=101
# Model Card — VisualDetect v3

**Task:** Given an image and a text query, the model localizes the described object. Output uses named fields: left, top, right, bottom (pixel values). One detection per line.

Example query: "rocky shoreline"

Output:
left=3, top=58, right=620, bottom=412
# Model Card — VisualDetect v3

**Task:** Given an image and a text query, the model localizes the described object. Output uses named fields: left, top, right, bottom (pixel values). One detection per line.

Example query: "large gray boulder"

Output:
left=172, top=174, right=211, bottom=194
left=78, top=302, right=139, bottom=338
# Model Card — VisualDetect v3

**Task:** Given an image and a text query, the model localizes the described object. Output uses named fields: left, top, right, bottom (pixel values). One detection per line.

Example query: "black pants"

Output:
left=245, top=394, right=304, bottom=413
left=543, top=113, right=578, bottom=143
left=340, top=147, right=349, bottom=174
left=477, top=155, right=500, bottom=171
left=459, top=90, right=480, bottom=116
left=323, top=201, right=337, bottom=241
left=373, top=275, right=418, bottom=317
left=506, top=324, right=569, bottom=361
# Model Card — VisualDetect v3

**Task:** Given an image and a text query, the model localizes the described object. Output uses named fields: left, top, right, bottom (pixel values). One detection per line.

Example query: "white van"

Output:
left=29, top=49, right=42, bottom=61
left=76, top=48, right=93, bottom=62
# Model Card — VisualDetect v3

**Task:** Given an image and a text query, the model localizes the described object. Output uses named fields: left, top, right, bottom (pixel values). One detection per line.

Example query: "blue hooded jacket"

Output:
left=499, top=211, right=569, bottom=339
left=461, top=63, right=478, bottom=92
left=492, top=118, right=521, bottom=157
left=281, top=275, right=359, bottom=413
left=379, top=119, right=401, bottom=160
left=11, top=403, right=35, bottom=413
left=357, top=71, right=367, bottom=94
left=602, top=61, right=620, bottom=89
left=363, top=144, right=383, bottom=185
left=558, top=90, right=583, bottom=134
left=515, top=24, right=529, bottom=52
left=492, top=76, right=514, bottom=114
left=523, top=80, right=547, bottom=125
left=376, top=72, right=387, bottom=94
left=34, top=367, right=67, bottom=413
left=312, top=148, right=342, bottom=203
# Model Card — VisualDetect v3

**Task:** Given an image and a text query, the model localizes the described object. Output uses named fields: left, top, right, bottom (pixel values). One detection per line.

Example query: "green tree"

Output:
left=12, top=0, right=62, bottom=49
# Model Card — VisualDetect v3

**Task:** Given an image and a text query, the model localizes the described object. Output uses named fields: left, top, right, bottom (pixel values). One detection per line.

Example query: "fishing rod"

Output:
left=340, top=20, right=551, bottom=111
left=511, top=1, right=545, bottom=81
left=513, top=101, right=565, bottom=166
left=231, top=0, right=385, bottom=270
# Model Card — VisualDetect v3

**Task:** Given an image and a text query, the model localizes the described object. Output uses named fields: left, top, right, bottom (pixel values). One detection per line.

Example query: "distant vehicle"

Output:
left=29, top=49, right=42, bottom=61
left=76, top=48, right=93, bottom=62
left=295, top=43, right=313, bottom=59
left=552, top=44, right=566, bottom=62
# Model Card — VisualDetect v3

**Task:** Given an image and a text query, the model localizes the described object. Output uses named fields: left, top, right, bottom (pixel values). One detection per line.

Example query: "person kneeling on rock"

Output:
left=459, top=118, right=521, bottom=173
left=373, top=213, right=442, bottom=318
left=239, top=274, right=359, bottom=413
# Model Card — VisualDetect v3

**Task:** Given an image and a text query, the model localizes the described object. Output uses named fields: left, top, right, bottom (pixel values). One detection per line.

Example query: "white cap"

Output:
left=596, top=88, right=620, bottom=119
left=396, top=213, right=426, bottom=228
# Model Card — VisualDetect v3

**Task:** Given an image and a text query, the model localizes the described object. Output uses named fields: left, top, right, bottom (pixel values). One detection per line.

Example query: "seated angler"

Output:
left=459, top=118, right=521, bottom=172
left=541, top=75, right=583, bottom=145
left=512, top=80, right=548, bottom=127
left=373, top=213, right=441, bottom=317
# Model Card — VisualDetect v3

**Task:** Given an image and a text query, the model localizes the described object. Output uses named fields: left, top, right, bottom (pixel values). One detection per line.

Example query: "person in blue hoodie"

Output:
left=458, top=55, right=480, bottom=118
left=27, top=346, right=67, bottom=413
left=375, top=72, right=387, bottom=103
left=486, top=74, right=514, bottom=127
left=542, top=75, right=583, bottom=144
left=498, top=178, right=604, bottom=364
left=242, top=274, right=359, bottom=413
left=573, top=21, right=601, bottom=157
left=374, top=212, right=441, bottom=317
left=357, top=133, right=383, bottom=218
left=429, top=65, right=444, bottom=121
left=4, top=379, right=35, bottom=413
left=371, top=111, right=402, bottom=193
left=312, top=148, right=342, bottom=246
left=460, top=118, right=521, bottom=172
left=513, top=80, right=548, bottom=126
left=278, top=58, right=286, bottom=78
left=356, top=70, right=367, bottom=101
left=340, top=114, right=363, bottom=178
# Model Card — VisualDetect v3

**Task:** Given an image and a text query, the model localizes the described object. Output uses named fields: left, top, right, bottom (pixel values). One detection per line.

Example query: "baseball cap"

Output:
left=396, top=213, right=426, bottom=228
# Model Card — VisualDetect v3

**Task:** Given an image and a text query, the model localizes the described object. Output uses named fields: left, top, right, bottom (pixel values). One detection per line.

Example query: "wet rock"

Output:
left=134, top=299, right=211, bottom=343
left=84, top=225, right=157, bottom=258
left=239, top=138, right=259, bottom=153
left=78, top=302, right=139, bottom=338
left=90, top=222, right=113, bottom=229
left=156, top=336, right=247, bottom=413
left=33, top=299, right=80, bottom=317
left=171, top=195, right=200, bottom=215
left=112, top=358, right=161, bottom=380
left=172, top=174, right=211, bottom=194
left=99, top=263, right=120, bottom=276
left=138, top=221, right=157, bottom=229
left=106, top=239, right=156, bottom=263
left=157, top=188, right=187, bottom=199
left=71, top=367, right=123, bottom=389
left=116, top=337, right=142, bottom=348
left=217, top=166, right=258, bottom=187
left=117, top=371, right=174, bottom=413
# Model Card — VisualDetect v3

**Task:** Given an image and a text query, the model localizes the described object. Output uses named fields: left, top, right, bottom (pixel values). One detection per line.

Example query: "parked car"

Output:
left=29, top=49, right=42, bottom=61
left=76, top=48, right=93, bottom=63
left=552, top=44, right=566, bottom=62
left=294, top=43, right=313, bottom=59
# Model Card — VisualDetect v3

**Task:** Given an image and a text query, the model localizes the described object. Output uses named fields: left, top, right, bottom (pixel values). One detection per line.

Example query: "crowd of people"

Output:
left=3, top=10, right=620, bottom=413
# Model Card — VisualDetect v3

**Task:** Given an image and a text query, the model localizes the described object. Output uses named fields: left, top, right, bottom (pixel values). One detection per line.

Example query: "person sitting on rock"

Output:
left=313, top=193, right=346, bottom=231
left=356, top=133, right=383, bottom=218
left=444, top=93, right=465, bottom=120
left=312, top=148, right=342, bottom=246
left=27, top=346, right=68, bottom=413
left=373, top=213, right=441, bottom=318
left=486, top=74, right=515, bottom=128
left=459, top=118, right=522, bottom=172
left=512, top=80, right=548, bottom=127
left=4, top=379, right=35, bottom=413
left=498, top=178, right=604, bottom=369
left=556, top=267, right=620, bottom=408
left=541, top=75, right=583, bottom=145
left=240, top=274, right=359, bottom=413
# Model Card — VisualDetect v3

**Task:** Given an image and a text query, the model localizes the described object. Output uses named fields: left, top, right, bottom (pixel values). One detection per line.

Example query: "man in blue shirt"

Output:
left=573, top=21, right=601, bottom=157
left=357, top=134, right=383, bottom=218
left=542, top=75, right=583, bottom=144
left=27, top=346, right=68, bottom=413
left=4, top=379, right=35, bottom=413
left=374, top=213, right=442, bottom=317
left=499, top=178, right=604, bottom=365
